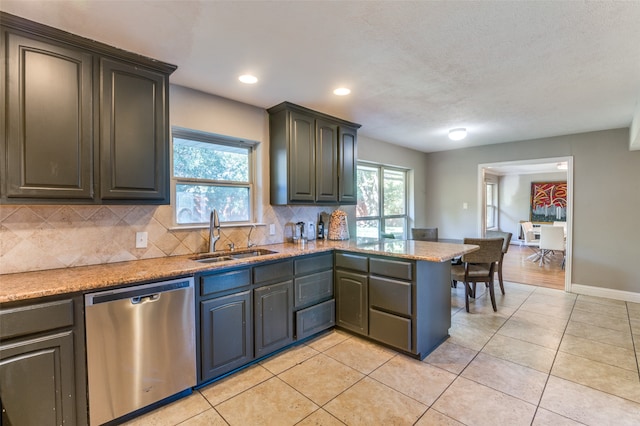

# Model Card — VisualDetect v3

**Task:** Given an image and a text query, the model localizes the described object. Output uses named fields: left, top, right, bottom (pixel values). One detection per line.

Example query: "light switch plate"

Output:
left=135, top=231, right=148, bottom=248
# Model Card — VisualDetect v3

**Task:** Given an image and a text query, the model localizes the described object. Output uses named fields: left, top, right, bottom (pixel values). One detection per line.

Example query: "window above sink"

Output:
left=172, top=127, right=259, bottom=227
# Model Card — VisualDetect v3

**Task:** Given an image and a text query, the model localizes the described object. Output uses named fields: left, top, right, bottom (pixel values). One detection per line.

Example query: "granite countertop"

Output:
left=0, top=239, right=477, bottom=304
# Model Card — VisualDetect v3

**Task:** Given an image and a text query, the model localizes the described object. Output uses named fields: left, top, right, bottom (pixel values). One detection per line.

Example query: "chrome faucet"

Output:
left=247, top=224, right=256, bottom=248
left=208, top=210, right=221, bottom=252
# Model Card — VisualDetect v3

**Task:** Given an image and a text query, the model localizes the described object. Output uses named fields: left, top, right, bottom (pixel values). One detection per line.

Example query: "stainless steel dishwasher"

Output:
left=85, top=277, right=196, bottom=425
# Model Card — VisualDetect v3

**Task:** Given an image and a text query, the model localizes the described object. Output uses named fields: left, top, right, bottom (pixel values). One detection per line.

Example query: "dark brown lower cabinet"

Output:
left=1, top=332, right=76, bottom=426
left=254, top=281, right=294, bottom=358
left=0, top=297, right=87, bottom=425
left=335, top=269, right=369, bottom=335
left=293, top=253, right=335, bottom=339
left=200, top=290, right=253, bottom=382
left=335, top=251, right=452, bottom=359
left=295, top=299, right=335, bottom=340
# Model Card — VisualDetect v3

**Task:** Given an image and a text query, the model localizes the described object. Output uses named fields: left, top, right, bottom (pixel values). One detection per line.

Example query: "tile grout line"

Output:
left=169, top=286, right=635, bottom=425
left=421, top=281, right=538, bottom=424
left=528, top=287, right=578, bottom=425
left=625, top=302, right=640, bottom=382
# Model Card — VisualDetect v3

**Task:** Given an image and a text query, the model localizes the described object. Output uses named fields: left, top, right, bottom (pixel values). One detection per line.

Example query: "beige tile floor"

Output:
left=124, top=282, right=640, bottom=426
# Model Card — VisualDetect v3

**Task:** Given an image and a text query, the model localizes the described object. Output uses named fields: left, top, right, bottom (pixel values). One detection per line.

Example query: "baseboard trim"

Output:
left=570, top=283, right=640, bottom=303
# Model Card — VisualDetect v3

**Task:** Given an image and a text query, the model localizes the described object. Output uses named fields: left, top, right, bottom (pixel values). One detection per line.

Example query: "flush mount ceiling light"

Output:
left=333, top=87, right=351, bottom=96
left=238, top=74, right=258, bottom=84
left=448, top=128, right=467, bottom=141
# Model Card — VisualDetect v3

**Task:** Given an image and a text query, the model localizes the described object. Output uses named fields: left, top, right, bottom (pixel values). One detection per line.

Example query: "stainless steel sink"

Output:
left=191, top=248, right=276, bottom=263
left=229, top=249, right=276, bottom=259
left=194, top=256, right=234, bottom=263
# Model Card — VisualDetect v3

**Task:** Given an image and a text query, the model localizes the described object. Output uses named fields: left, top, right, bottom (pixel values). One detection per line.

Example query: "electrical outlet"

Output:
left=135, top=231, right=148, bottom=248
left=269, top=224, right=276, bottom=235
left=463, top=202, right=468, bottom=210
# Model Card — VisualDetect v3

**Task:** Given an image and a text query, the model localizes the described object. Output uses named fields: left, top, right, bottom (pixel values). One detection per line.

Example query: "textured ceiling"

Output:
left=2, top=1, right=639, bottom=153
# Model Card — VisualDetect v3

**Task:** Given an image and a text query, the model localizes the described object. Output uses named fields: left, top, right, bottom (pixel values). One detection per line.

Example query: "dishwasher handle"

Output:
left=131, top=293, right=160, bottom=304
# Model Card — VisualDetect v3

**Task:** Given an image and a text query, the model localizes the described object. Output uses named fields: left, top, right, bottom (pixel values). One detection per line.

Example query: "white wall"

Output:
left=425, top=128, right=640, bottom=293
left=499, top=171, right=567, bottom=241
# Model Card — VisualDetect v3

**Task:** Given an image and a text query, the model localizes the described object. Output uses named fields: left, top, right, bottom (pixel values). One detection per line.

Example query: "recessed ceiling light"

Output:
left=333, top=87, right=351, bottom=96
left=448, top=128, right=467, bottom=141
left=238, top=74, right=258, bottom=84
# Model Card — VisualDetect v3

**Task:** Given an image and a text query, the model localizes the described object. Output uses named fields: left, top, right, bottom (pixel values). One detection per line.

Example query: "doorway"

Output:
left=477, top=157, right=573, bottom=292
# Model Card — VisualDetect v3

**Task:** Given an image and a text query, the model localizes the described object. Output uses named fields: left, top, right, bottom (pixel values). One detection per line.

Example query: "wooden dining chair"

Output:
left=451, top=238, right=503, bottom=312
left=485, top=230, right=512, bottom=295
left=411, top=227, right=438, bottom=241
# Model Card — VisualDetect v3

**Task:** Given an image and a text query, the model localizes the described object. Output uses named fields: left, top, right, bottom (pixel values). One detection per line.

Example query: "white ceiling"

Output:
left=3, top=1, right=639, bottom=153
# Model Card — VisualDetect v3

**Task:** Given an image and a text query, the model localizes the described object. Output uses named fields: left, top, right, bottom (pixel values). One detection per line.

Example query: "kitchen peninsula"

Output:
left=0, top=239, right=476, bottom=425
left=1, top=239, right=477, bottom=303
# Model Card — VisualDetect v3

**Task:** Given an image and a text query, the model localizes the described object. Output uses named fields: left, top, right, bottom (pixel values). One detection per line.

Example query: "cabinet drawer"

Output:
left=369, top=309, right=411, bottom=352
left=295, top=299, right=335, bottom=340
left=295, top=253, right=333, bottom=275
left=0, top=299, right=74, bottom=340
left=335, top=252, right=368, bottom=272
left=294, top=270, right=333, bottom=309
left=200, top=268, right=251, bottom=297
left=370, top=257, right=413, bottom=280
left=254, top=260, right=293, bottom=285
left=369, top=276, right=412, bottom=316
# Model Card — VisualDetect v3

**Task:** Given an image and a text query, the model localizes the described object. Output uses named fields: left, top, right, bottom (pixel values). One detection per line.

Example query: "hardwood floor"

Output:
left=501, top=243, right=565, bottom=290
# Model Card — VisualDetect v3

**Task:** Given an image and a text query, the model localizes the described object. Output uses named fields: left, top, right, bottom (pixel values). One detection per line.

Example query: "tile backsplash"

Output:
left=0, top=204, right=354, bottom=275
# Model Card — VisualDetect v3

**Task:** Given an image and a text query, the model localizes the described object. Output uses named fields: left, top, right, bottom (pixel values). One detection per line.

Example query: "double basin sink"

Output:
left=191, top=248, right=277, bottom=264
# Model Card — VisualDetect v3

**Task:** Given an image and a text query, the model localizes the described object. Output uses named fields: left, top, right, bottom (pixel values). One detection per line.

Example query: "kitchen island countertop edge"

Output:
left=0, top=239, right=478, bottom=303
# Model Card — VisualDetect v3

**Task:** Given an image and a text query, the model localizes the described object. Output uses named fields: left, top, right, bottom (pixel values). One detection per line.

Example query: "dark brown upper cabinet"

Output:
left=0, top=13, right=176, bottom=204
left=99, top=58, right=168, bottom=201
left=4, top=32, right=94, bottom=201
left=268, top=102, right=360, bottom=205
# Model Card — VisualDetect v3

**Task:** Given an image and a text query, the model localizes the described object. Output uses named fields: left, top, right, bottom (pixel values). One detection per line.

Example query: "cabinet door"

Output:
left=295, top=299, right=335, bottom=340
left=335, top=270, right=368, bottom=335
left=4, top=32, right=94, bottom=200
left=369, top=308, right=412, bottom=351
left=100, top=57, right=168, bottom=202
left=294, top=270, right=333, bottom=310
left=254, top=281, right=294, bottom=357
left=288, top=110, right=315, bottom=202
left=338, top=125, right=358, bottom=204
left=315, top=119, right=338, bottom=202
left=0, top=331, right=76, bottom=426
left=200, top=291, right=253, bottom=382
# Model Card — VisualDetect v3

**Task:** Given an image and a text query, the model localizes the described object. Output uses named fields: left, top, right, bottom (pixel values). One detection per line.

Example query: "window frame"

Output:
left=171, top=127, right=257, bottom=228
left=485, top=174, right=499, bottom=231
left=356, top=162, right=409, bottom=239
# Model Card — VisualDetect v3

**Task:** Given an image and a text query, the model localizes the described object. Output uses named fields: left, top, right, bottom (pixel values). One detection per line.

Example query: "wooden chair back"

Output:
left=462, top=238, right=503, bottom=264
left=411, top=227, right=438, bottom=241
left=485, top=230, right=512, bottom=254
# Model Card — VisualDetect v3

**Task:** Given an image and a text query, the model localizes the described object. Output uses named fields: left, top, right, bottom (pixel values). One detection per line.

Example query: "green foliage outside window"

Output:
left=172, top=131, right=254, bottom=225
left=356, top=163, right=407, bottom=239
